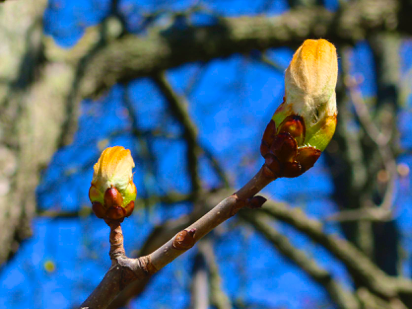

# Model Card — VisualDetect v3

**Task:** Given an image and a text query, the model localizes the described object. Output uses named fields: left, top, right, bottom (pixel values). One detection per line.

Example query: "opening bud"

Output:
left=89, top=146, right=137, bottom=221
left=261, top=39, right=338, bottom=178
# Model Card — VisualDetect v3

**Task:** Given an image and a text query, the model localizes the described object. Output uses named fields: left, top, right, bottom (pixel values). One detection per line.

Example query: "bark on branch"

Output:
left=80, top=167, right=273, bottom=309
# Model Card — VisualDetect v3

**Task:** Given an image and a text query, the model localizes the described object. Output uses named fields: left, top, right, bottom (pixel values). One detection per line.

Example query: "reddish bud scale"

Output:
left=260, top=120, right=277, bottom=157
left=260, top=116, right=321, bottom=178
left=104, top=187, right=123, bottom=208
left=278, top=115, right=305, bottom=145
left=90, top=186, right=135, bottom=221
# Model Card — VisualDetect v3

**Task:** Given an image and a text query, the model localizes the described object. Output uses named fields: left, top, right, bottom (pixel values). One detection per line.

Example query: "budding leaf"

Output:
left=262, top=39, right=338, bottom=178
left=89, top=146, right=136, bottom=221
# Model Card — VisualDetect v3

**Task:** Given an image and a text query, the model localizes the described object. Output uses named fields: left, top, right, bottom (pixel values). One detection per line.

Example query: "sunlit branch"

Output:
left=80, top=167, right=273, bottom=309
left=107, top=189, right=233, bottom=309
left=356, top=287, right=408, bottom=309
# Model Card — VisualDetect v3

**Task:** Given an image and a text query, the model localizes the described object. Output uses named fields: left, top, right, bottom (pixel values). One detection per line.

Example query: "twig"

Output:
left=106, top=220, right=126, bottom=261
left=326, top=49, right=398, bottom=223
left=202, top=145, right=231, bottom=188
left=36, top=193, right=192, bottom=219
left=80, top=166, right=274, bottom=309
left=122, top=84, right=161, bottom=208
left=257, top=52, right=286, bottom=72
left=153, top=71, right=231, bottom=191
left=107, top=189, right=233, bottom=309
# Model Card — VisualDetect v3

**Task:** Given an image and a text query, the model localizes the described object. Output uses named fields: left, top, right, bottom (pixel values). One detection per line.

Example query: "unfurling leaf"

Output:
left=89, top=146, right=136, bottom=221
left=261, top=39, right=338, bottom=178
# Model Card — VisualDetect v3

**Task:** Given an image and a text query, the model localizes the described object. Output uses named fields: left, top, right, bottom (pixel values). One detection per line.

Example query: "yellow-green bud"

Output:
left=273, top=39, right=338, bottom=151
left=262, top=39, right=338, bottom=178
left=89, top=146, right=136, bottom=221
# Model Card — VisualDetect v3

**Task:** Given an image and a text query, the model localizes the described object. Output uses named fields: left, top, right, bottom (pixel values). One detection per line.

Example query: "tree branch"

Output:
left=107, top=189, right=233, bottom=309
left=80, top=166, right=274, bottom=309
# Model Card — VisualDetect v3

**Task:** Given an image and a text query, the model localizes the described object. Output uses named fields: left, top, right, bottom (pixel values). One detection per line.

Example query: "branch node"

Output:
left=173, top=228, right=197, bottom=250
left=262, top=163, right=278, bottom=179
left=138, top=255, right=158, bottom=275
left=229, top=194, right=246, bottom=216
left=230, top=194, right=267, bottom=216
left=120, top=266, right=138, bottom=290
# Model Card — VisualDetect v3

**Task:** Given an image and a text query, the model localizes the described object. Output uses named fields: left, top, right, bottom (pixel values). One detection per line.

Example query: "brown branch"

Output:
left=107, top=189, right=233, bottom=309
left=106, top=220, right=126, bottom=261
left=148, top=167, right=271, bottom=271
left=241, top=210, right=360, bottom=309
left=80, top=166, right=274, bottom=309
left=79, top=0, right=405, bottom=99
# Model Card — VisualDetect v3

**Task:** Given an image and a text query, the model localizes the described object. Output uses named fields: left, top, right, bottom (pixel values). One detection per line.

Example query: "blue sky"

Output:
left=1, top=0, right=412, bottom=308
